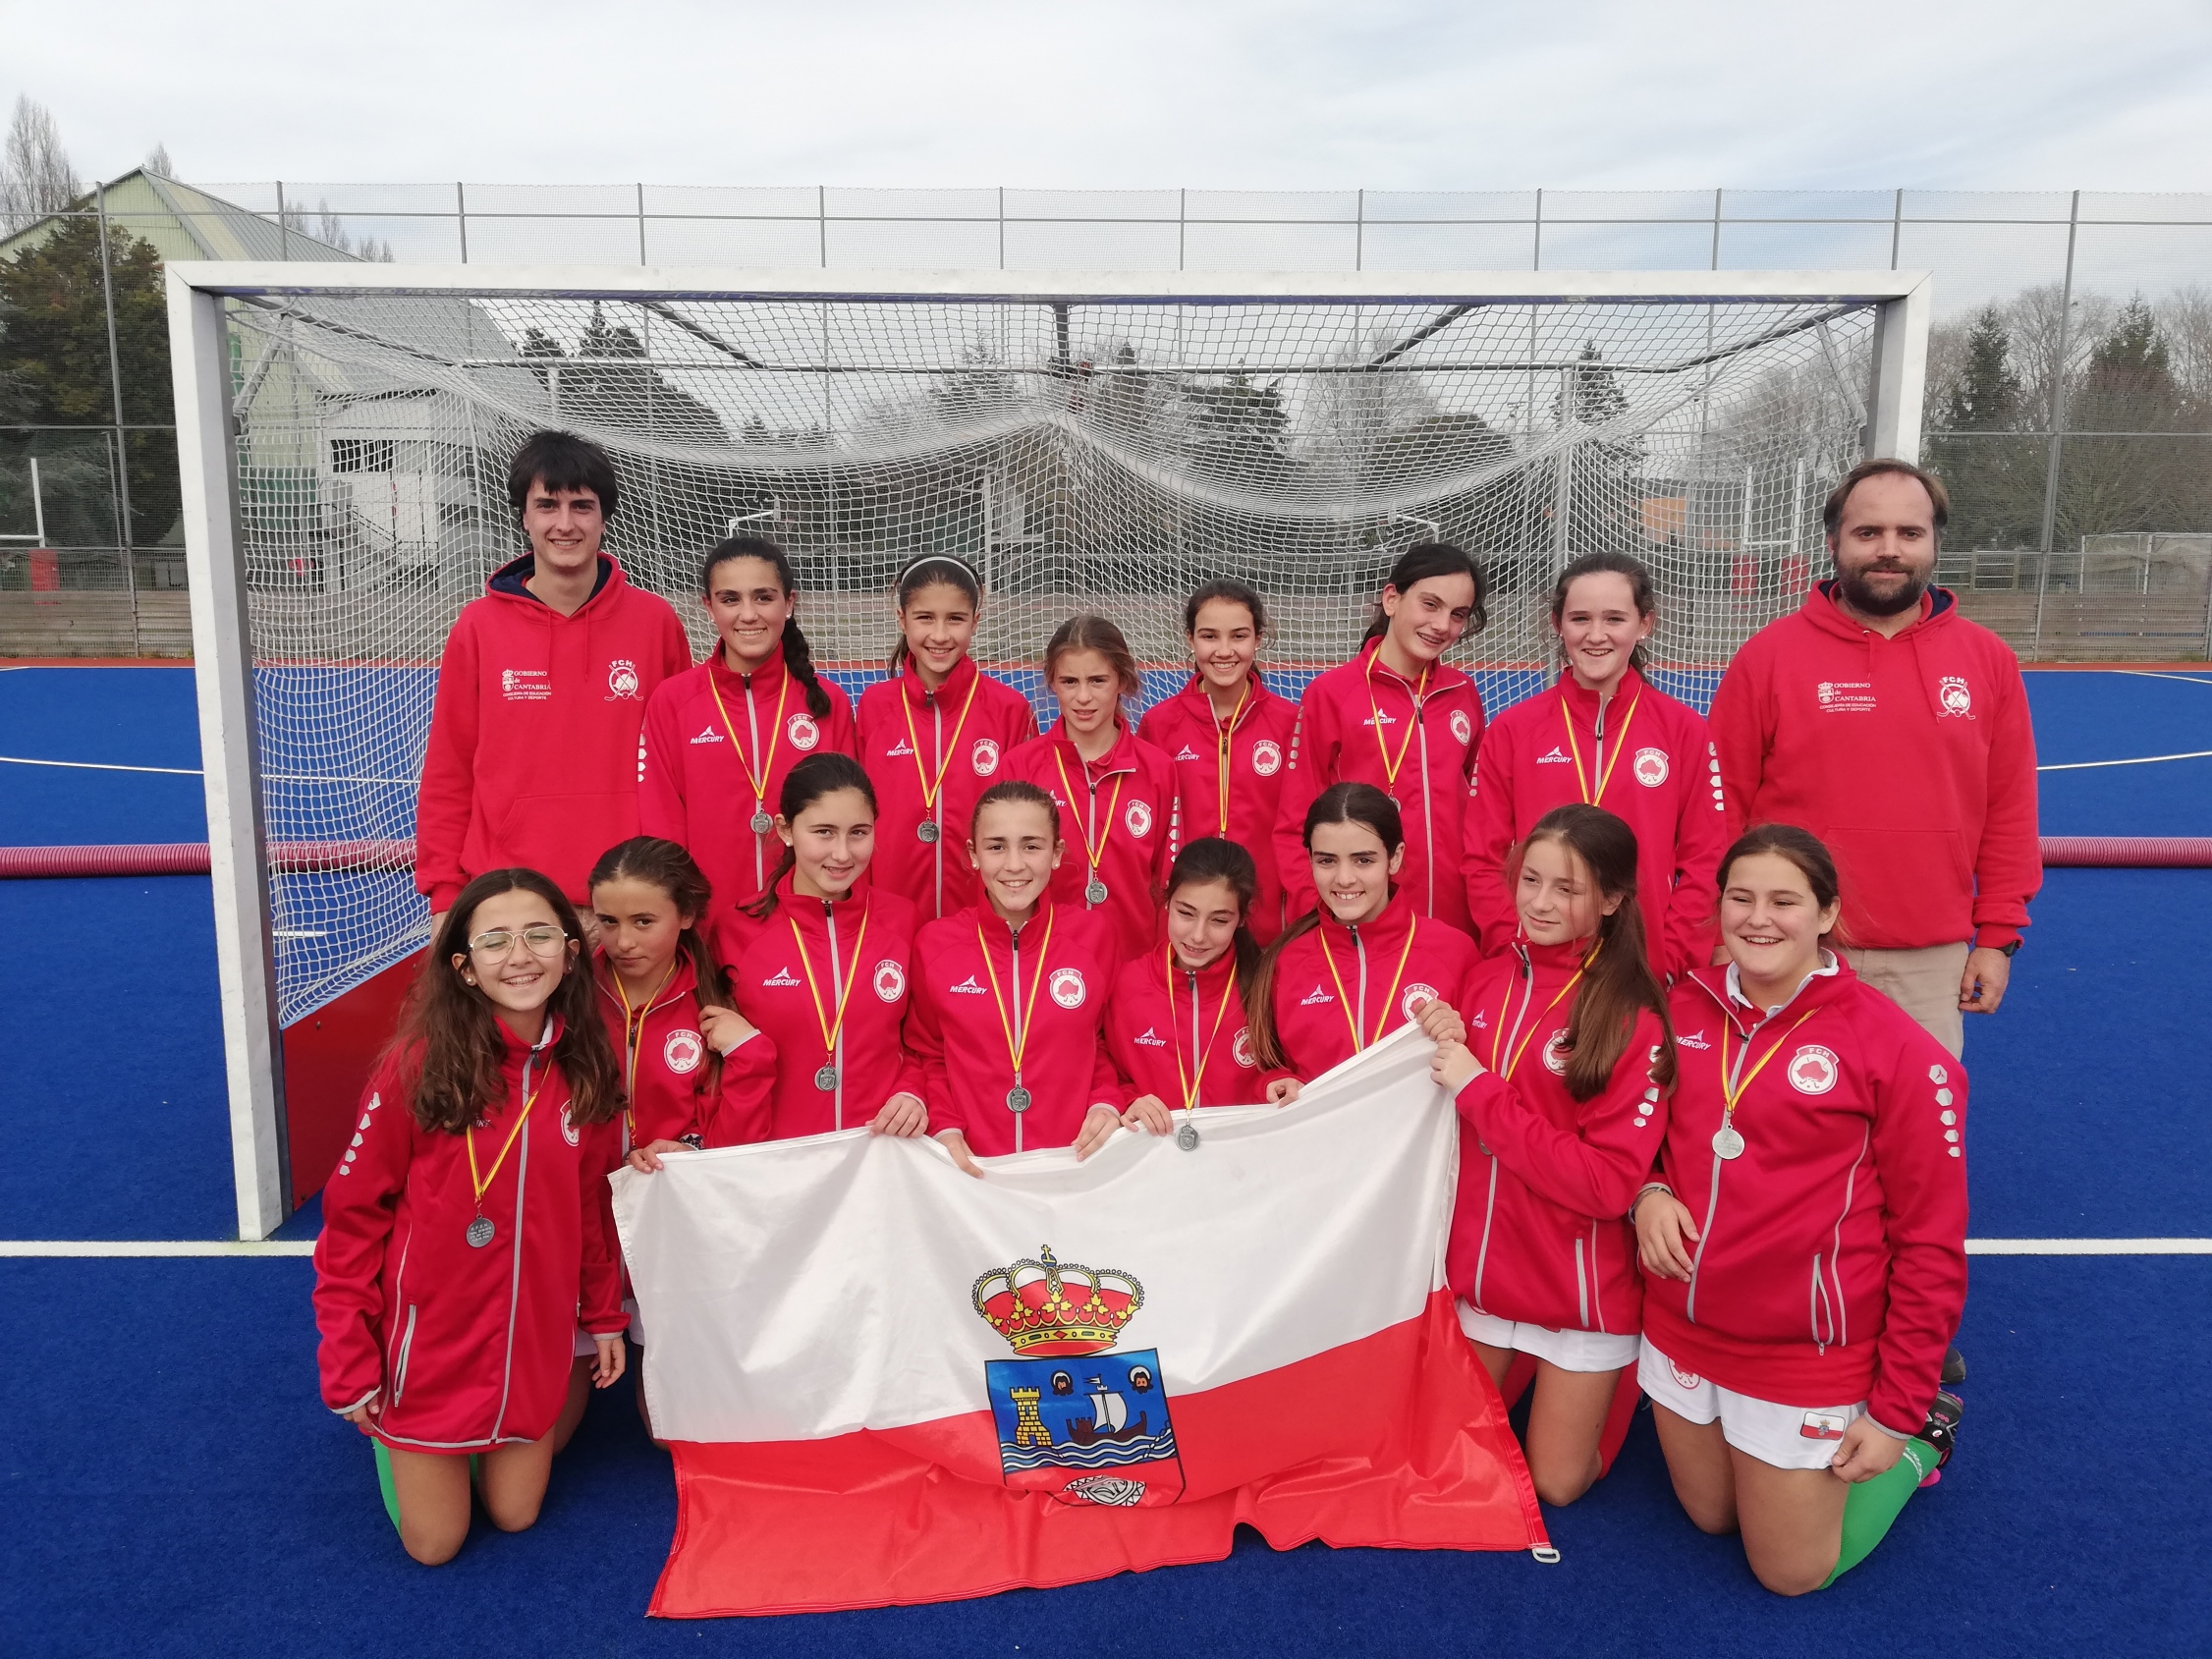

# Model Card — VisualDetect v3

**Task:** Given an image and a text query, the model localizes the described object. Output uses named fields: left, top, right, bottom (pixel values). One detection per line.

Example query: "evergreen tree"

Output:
left=1927, top=304, right=2040, bottom=549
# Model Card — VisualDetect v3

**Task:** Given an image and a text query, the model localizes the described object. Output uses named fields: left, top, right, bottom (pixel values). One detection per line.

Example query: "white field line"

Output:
left=2115, top=669, right=2212, bottom=688
left=0, top=753, right=201, bottom=776
left=0, top=1239, right=2204, bottom=1258
left=2039, top=749, right=2212, bottom=772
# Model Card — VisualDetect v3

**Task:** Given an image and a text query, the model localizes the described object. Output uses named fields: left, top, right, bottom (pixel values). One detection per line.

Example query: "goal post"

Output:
left=165, top=261, right=1931, bottom=1240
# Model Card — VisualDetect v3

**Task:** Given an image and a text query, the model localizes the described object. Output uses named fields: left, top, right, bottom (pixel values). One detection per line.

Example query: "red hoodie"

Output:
left=1274, top=643, right=1484, bottom=930
left=1262, top=894, right=1479, bottom=1080
left=708, top=879, right=923, bottom=1141
left=1448, top=939, right=1665, bottom=1339
left=1465, top=668, right=1727, bottom=978
left=1706, top=582, right=2040, bottom=951
left=1104, top=944, right=1285, bottom=1108
left=908, top=901, right=1125, bottom=1155
left=591, top=951, right=754, bottom=1147
left=856, top=656, right=1039, bottom=920
left=1643, top=960, right=1968, bottom=1437
left=1137, top=673, right=1301, bottom=942
left=415, top=554, right=691, bottom=911
left=1002, top=725, right=1179, bottom=961
left=637, top=645, right=859, bottom=915
left=312, top=1022, right=627, bottom=1450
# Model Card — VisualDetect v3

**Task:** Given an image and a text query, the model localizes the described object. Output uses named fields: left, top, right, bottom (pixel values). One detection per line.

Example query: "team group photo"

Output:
left=3, top=4, right=2208, bottom=1655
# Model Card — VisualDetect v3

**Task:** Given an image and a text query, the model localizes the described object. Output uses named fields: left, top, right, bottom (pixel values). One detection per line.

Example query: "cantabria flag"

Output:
left=612, top=1023, right=1548, bottom=1617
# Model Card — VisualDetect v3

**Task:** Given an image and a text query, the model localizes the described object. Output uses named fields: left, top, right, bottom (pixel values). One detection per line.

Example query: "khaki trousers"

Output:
left=1843, top=943, right=1968, bottom=1059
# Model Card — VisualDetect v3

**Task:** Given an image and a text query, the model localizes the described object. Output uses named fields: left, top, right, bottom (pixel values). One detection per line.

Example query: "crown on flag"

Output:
left=971, top=1244, right=1144, bottom=1357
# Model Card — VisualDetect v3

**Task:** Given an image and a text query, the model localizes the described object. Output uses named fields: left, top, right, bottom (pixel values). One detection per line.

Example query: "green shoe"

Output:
left=372, top=1439, right=402, bottom=1533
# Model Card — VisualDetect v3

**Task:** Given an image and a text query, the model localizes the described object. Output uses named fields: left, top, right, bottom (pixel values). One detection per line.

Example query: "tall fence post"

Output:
left=1890, top=187, right=1905, bottom=270
left=1710, top=187, right=1723, bottom=269
left=636, top=182, right=648, bottom=265
left=1355, top=188, right=1365, bottom=272
left=456, top=181, right=470, bottom=262
left=2031, top=189, right=2081, bottom=662
left=95, top=181, right=141, bottom=655
left=817, top=185, right=828, bottom=268
left=274, top=180, right=291, bottom=259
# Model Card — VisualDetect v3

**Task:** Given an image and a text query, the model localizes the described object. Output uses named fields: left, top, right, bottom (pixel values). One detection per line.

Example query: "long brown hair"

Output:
left=589, top=836, right=729, bottom=1093
left=398, top=869, right=623, bottom=1134
left=1517, top=804, right=1676, bottom=1101
left=1166, top=838, right=1264, bottom=991
left=745, top=752, right=879, bottom=921
left=1245, top=783, right=1403, bottom=1071
left=701, top=535, right=833, bottom=718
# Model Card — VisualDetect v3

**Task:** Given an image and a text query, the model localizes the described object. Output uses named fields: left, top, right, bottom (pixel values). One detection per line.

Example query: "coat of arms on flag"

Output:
left=974, top=1246, right=1182, bottom=1504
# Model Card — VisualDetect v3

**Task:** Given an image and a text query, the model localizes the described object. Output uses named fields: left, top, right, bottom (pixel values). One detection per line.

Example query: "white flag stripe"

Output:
left=612, top=1023, right=1456, bottom=1445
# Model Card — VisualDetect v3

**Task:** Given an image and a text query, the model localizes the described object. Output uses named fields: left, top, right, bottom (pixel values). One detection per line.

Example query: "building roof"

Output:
left=0, top=168, right=359, bottom=266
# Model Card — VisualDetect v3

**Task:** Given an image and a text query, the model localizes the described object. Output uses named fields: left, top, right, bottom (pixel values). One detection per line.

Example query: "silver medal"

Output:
left=1085, top=878, right=1109, bottom=906
left=1711, top=1124, right=1745, bottom=1161
left=1176, top=1122, right=1200, bottom=1151
left=916, top=819, right=941, bottom=844
left=814, top=1064, right=839, bottom=1091
left=1006, top=1084, right=1032, bottom=1113
left=466, top=1214, right=495, bottom=1248
left=749, top=809, right=773, bottom=835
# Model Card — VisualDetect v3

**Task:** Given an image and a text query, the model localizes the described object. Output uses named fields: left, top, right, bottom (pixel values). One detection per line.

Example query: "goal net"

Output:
left=174, top=267, right=1927, bottom=1230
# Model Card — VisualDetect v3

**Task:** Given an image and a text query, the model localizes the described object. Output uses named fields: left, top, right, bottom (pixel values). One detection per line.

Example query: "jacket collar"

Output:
left=1313, top=890, right=1416, bottom=949
left=708, top=641, right=790, bottom=693
left=1045, top=720, right=1138, bottom=777
left=1686, top=952, right=1856, bottom=1032
left=487, top=551, right=619, bottom=610
left=1802, top=579, right=1955, bottom=643
left=1555, top=664, right=1645, bottom=718
left=899, top=653, right=979, bottom=707
left=1357, top=637, right=1470, bottom=697
left=974, top=898, right=1057, bottom=947
left=1174, top=669, right=1273, bottom=724
left=1162, top=940, right=1240, bottom=995
left=593, top=949, right=698, bottom=1017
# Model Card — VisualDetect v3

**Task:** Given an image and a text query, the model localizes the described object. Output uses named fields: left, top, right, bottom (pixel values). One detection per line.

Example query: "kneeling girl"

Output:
left=1430, top=803, right=1674, bottom=1507
left=312, top=870, right=627, bottom=1566
left=1634, top=824, right=1966, bottom=1594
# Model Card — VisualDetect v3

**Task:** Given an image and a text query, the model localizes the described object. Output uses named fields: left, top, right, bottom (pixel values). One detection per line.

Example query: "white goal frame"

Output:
left=166, top=262, right=1931, bottom=1240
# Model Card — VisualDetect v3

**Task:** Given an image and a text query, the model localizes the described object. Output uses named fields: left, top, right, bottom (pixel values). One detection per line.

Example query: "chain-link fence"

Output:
left=4, top=183, right=2208, bottom=659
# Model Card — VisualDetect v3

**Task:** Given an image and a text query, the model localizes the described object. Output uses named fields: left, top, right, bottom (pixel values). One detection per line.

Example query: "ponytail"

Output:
left=743, top=753, right=878, bottom=921
left=1520, top=804, right=1677, bottom=1101
left=701, top=534, right=833, bottom=719
left=890, top=555, right=983, bottom=674
left=1244, top=784, right=1404, bottom=1072
left=584, top=838, right=729, bottom=1096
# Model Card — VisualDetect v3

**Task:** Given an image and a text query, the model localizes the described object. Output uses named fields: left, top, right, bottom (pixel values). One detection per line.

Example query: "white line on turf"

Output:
left=0, top=753, right=201, bottom=776
left=2038, top=749, right=2212, bottom=771
left=0, top=1240, right=2204, bottom=1257
left=2115, top=669, right=2212, bottom=688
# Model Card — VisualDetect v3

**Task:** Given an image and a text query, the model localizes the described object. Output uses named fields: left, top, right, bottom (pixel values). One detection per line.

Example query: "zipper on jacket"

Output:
left=930, top=691, right=945, bottom=916
left=389, top=1302, right=419, bottom=1408
left=1415, top=691, right=1434, bottom=914
left=1592, top=693, right=1607, bottom=797
left=492, top=1040, right=542, bottom=1442
left=1589, top=1220, right=1608, bottom=1333
left=1809, top=1253, right=1832, bottom=1351
left=744, top=673, right=766, bottom=888
left=824, top=899, right=846, bottom=1131
left=1575, top=1236, right=1589, bottom=1328
left=1686, top=1007, right=1762, bottom=1322
left=1350, top=923, right=1370, bottom=1047
left=1472, top=1158, right=1501, bottom=1309
left=1009, top=921, right=1024, bottom=1154
left=1185, top=968, right=1202, bottom=1106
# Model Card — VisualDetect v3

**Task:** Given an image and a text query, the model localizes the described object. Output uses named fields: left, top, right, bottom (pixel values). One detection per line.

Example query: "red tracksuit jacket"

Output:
left=592, top=951, right=753, bottom=1147
left=415, top=554, right=691, bottom=910
left=1643, top=960, right=1969, bottom=1436
left=1465, top=668, right=1728, bottom=979
left=1448, top=939, right=1665, bottom=1339
left=909, top=901, right=1124, bottom=1155
left=1706, top=582, right=2041, bottom=951
left=708, top=880, right=923, bottom=1141
left=856, top=656, right=1039, bottom=920
left=638, top=645, right=859, bottom=916
left=1137, top=673, right=1301, bottom=942
left=1002, top=725, right=1179, bottom=961
left=1104, top=945, right=1283, bottom=1108
left=1264, top=894, right=1479, bottom=1080
left=1274, top=643, right=1485, bottom=930
left=312, top=1023, right=626, bottom=1450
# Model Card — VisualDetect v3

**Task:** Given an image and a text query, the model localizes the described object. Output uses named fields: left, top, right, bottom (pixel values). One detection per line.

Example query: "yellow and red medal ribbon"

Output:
left=789, top=905, right=871, bottom=1071
left=976, top=909, right=1057, bottom=1087
left=1560, top=687, right=1644, bottom=806
left=706, top=661, right=790, bottom=826
left=1167, top=944, right=1241, bottom=1111
left=1052, top=747, right=1126, bottom=898
left=900, top=668, right=981, bottom=832
left=1318, top=914, right=1419, bottom=1052
left=1362, top=649, right=1430, bottom=798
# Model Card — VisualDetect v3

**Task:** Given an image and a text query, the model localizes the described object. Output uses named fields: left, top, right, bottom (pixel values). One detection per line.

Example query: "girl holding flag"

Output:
left=312, top=869, right=626, bottom=1566
left=1429, top=803, right=1675, bottom=1507
left=1464, top=552, right=1726, bottom=977
left=909, top=780, right=1126, bottom=1170
left=1274, top=544, right=1488, bottom=931
left=705, top=753, right=926, bottom=1144
left=639, top=536, right=857, bottom=914
left=1247, top=782, right=1479, bottom=1082
left=1106, top=838, right=1300, bottom=1149
left=1634, top=824, right=1966, bottom=1594
left=1004, top=615, right=1178, bottom=960
left=1137, top=581, right=1300, bottom=941
left=857, top=554, right=1038, bottom=920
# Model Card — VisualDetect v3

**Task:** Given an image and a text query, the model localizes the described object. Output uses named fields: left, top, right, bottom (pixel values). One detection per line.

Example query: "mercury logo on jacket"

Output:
left=415, top=553, right=691, bottom=911
left=1706, top=581, right=2041, bottom=953
left=1104, top=946, right=1292, bottom=1110
left=1641, top=958, right=1969, bottom=1441
left=1263, top=892, right=1479, bottom=1080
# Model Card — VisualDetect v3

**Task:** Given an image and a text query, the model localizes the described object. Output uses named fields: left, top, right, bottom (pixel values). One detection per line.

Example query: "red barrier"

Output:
left=0, top=839, right=417, bottom=878
left=6, top=835, right=2212, bottom=877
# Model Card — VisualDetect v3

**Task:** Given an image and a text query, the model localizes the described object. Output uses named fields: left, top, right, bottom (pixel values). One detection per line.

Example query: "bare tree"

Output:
left=0, top=96, right=83, bottom=234
left=144, top=141, right=175, bottom=178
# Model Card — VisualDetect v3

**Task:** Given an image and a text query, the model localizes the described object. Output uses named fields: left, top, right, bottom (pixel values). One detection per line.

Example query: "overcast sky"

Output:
left=5, top=0, right=2210, bottom=192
